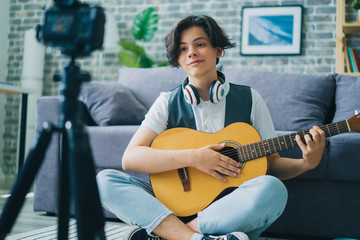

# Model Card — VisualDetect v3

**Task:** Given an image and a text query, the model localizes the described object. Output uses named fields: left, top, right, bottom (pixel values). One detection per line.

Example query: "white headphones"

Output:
left=182, top=71, right=228, bottom=106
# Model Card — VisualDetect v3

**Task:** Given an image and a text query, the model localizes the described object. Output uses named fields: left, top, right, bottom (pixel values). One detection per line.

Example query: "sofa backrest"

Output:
left=222, top=67, right=336, bottom=131
left=117, top=66, right=223, bottom=109
left=118, top=67, right=187, bottom=109
left=118, top=66, right=336, bottom=131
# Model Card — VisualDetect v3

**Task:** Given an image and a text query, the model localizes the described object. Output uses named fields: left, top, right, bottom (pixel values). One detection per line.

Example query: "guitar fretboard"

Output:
left=234, top=120, right=350, bottom=162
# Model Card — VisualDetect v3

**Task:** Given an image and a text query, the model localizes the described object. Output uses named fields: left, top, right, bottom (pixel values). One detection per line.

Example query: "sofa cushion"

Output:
left=332, top=74, right=360, bottom=123
left=88, top=125, right=150, bottom=182
left=276, top=130, right=329, bottom=180
left=327, top=132, right=360, bottom=182
left=80, top=82, right=148, bottom=126
left=87, top=125, right=136, bottom=168
left=222, top=68, right=335, bottom=131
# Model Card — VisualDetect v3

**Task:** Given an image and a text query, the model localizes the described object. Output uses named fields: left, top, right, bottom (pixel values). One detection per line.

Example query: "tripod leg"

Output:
left=66, top=122, right=106, bottom=240
left=0, top=122, right=56, bottom=240
left=57, top=130, right=71, bottom=240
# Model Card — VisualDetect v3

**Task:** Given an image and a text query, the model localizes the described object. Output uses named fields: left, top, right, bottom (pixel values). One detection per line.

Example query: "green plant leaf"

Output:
left=118, top=41, right=146, bottom=55
left=353, top=1, right=360, bottom=10
left=118, top=41, right=156, bottom=68
left=157, top=60, right=170, bottom=67
left=139, top=55, right=154, bottom=68
left=117, top=7, right=166, bottom=68
left=132, top=7, right=159, bottom=42
left=118, top=50, right=141, bottom=68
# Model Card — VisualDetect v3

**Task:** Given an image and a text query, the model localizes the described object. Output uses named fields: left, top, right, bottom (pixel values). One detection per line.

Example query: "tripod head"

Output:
left=54, top=58, right=91, bottom=126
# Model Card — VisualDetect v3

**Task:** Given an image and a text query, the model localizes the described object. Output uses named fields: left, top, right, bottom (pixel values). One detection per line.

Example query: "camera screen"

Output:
left=45, top=13, right=75, bottom=38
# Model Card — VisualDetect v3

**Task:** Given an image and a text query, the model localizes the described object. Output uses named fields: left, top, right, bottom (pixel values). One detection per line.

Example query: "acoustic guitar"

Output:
left=150, top=114, right=360, bottom=217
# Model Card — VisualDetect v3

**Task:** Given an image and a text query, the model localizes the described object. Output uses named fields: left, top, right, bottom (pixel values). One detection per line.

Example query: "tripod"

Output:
left=0, top=57, right=106, bottom=240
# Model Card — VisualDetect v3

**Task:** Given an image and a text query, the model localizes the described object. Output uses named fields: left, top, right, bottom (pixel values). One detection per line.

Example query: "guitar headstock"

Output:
left=348, top=114, right=360, bottom=132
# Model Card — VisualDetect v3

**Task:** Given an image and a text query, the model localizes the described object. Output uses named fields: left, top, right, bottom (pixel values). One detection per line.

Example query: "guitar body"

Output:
left=150, top=122, right=268, bottom=217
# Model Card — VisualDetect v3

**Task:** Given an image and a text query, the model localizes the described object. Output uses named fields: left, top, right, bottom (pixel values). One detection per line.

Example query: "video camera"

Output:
left=36, top=0, right=105, bottom=57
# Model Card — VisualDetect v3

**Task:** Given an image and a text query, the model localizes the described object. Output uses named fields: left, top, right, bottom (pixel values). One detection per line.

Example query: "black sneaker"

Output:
left=203, top=232, right=249, bottom=240
left=123, top=225, right=165, bottom=240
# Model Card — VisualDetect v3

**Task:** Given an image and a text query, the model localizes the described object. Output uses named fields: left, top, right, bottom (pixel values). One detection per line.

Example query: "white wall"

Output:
left=0, top=0, right=11, bottom=179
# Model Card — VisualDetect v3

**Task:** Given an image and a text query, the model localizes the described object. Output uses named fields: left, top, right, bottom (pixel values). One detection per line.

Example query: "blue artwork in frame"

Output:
left=241, top=6, right=303, bottom=55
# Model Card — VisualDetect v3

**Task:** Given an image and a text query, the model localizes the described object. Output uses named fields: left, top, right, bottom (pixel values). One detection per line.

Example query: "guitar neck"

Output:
left=238, top=120, right=351, bottom=162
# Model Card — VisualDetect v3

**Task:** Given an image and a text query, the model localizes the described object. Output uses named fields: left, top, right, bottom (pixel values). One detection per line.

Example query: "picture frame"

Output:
left=240, top=5, right=303, bottom=56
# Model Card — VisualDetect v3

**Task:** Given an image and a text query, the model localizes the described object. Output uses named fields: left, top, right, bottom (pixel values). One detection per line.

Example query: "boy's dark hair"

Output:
left=165, top=15, right=236, bottom=67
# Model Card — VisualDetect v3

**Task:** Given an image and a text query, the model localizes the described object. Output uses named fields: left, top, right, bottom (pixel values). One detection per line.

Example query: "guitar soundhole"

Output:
left=220, top=146, right=239, bottom=161
left=219, top=146, right=245, bottom=170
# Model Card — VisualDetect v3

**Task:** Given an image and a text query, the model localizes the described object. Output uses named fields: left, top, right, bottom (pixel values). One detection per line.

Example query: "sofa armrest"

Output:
left=36, top=96, right=61, bottom=130
left=33, top=124, right=146, bottom=214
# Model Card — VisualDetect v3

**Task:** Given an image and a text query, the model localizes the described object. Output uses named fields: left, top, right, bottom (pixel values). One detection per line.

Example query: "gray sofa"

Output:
left=34, top=66, right=360, bottom=239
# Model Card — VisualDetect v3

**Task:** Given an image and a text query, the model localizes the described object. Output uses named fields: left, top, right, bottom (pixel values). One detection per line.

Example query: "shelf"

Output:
left=341, top=72, right=360, bottom=76
left=343, top=23, right=360, bottom=34
left=336, top=0, right=360, bottom=74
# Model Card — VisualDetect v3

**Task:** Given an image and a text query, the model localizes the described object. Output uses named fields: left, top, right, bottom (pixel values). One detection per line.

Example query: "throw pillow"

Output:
left=332, top=74, right=360, bottom=123
left=80, top=82, right=148, bottom=126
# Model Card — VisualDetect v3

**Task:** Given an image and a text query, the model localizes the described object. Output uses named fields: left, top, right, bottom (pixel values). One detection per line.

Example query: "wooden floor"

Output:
left=0, top=178, right=58, bottom=237
left=0, top=192, right=58, bottom=237
left=0, top=179, right=311, bottom=240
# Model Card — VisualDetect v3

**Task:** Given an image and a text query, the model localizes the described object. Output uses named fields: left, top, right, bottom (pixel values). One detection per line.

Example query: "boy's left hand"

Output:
left=295, top=126, right=326, bottom=171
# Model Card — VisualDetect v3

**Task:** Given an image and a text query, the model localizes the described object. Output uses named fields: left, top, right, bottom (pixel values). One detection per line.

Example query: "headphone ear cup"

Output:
left=183, top=84, right=200, bottom=105
left=209, top=80, right=226, bottom=104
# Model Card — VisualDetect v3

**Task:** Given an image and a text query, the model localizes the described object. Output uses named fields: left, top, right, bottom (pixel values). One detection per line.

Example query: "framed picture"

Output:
left=240, top=5, right=303, bottom=55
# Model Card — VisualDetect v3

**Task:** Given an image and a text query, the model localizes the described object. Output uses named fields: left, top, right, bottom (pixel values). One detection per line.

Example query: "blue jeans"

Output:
left=96, top=170, right=288, bottom=240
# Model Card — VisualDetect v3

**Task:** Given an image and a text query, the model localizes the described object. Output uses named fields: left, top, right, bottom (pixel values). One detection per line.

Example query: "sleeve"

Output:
left=140, top=92, right=171, bottom=134
left=250, top=88, right=277, bottom=140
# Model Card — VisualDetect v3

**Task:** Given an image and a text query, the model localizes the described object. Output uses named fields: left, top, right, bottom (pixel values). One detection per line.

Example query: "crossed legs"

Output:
left=96, top=170, right=287, bottom=240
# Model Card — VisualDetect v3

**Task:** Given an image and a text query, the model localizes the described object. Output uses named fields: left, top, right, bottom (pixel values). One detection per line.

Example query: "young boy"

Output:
left=97, top=15, right=325, bottom=240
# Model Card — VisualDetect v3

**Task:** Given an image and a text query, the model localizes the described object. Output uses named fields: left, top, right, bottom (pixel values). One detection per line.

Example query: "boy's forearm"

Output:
left=268, top=153, right=309, bottom=180
left=122, top=146, right=194, bottom=174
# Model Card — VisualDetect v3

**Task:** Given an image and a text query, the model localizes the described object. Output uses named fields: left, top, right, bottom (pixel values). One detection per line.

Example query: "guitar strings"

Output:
left=218, top=121, right=349, bottom=162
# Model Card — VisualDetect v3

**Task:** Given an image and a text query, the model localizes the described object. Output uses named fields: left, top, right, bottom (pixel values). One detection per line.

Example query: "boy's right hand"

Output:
left=191, top=143, right=241, bottom=182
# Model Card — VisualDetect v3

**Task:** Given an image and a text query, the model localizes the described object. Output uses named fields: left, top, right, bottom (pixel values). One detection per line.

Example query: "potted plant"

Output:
left=352, top=0, right=360, bottom=21
left=118, top=7, right=168, bottom=68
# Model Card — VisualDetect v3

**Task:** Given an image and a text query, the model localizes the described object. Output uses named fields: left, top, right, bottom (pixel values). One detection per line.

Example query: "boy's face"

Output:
left=177, top=26, right=222, bottom=80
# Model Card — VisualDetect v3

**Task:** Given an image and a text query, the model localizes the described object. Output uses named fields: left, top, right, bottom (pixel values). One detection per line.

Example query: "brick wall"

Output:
left=1, top=0, right=357, bottom=178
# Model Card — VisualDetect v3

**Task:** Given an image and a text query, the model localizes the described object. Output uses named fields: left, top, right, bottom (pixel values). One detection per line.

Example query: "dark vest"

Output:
left=167, top=83, right=252, bottom=130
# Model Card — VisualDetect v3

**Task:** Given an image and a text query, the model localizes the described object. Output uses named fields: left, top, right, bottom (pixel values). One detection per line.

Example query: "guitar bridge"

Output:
left=178, top=168, right=190, bottom=192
